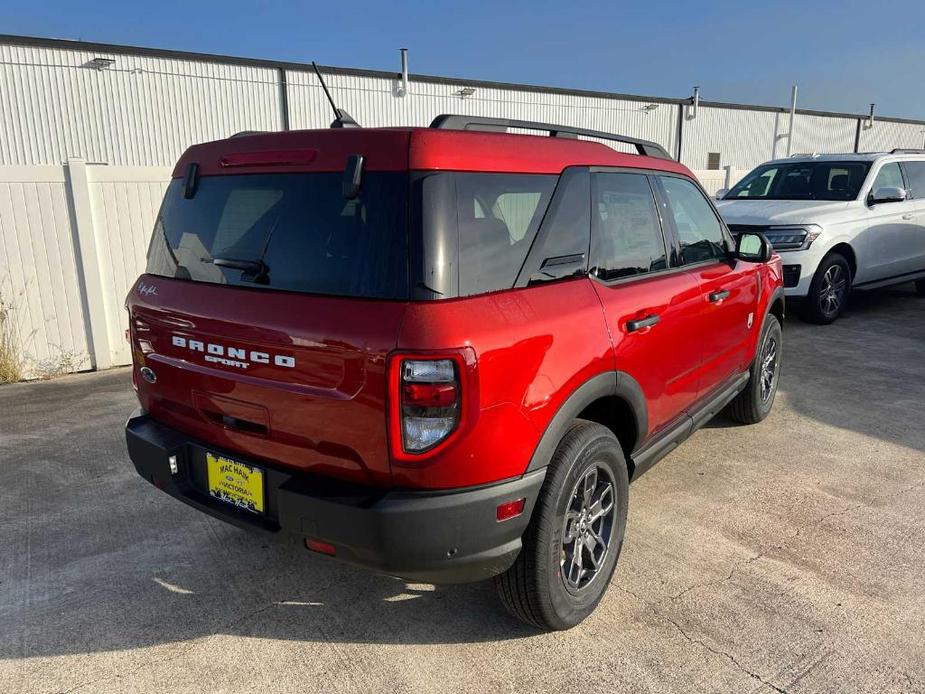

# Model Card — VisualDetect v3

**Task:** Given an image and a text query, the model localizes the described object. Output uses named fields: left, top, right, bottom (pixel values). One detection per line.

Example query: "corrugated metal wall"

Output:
left=681, top=106, right=783, bottom=170
left=1, top=36, right=924, bottom=379
left=791, top=113, right=858, bottom=156
left=286, top=69, right=680, bottom=155
left=4, top=38, right=921, bottom=173
left=0, top=43, right=283, bottom=167
left=858, top=119, right=924, bottom=152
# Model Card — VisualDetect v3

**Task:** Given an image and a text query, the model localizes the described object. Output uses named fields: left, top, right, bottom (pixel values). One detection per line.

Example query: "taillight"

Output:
left=399, top=358, right=460, bottom=452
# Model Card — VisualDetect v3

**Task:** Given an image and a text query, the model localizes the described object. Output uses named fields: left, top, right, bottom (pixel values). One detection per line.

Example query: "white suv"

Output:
left=715, top=150, right=925, bottom=323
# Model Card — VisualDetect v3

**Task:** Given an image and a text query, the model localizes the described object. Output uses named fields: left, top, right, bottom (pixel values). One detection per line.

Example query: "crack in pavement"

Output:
left=668, top=478, right=925, bottom=604
left=618, top=585, right=789, bottom=693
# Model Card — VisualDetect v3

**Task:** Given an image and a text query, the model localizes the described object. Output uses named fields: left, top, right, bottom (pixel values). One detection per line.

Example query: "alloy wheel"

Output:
left=560, top=465, right=617, bottom=593
left=759, top=334, right=779, bottom=404
left=819, top=264, right=847, bottom=316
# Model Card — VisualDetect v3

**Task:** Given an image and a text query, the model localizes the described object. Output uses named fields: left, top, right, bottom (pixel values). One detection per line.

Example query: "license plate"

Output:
left=206, top=452, right=265, bottom=514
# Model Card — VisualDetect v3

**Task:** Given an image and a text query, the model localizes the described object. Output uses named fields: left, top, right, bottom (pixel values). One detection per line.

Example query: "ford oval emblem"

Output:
left=140, top=366, right=157, bottom=384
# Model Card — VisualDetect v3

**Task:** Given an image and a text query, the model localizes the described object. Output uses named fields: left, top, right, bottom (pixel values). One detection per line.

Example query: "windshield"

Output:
left=146, top=172, right=409, bottom=299
left=725, top=161, right=870, bottom=201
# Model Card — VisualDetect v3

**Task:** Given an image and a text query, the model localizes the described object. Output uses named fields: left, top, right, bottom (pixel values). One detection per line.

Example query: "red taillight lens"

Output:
left=402, top=382, right=458, bottom=407
left=399, top=358, right=460, bottom=453
left=496, top=498, right=526, bottom=522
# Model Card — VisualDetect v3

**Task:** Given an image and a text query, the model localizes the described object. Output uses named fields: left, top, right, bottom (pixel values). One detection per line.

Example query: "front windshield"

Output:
left=725, top=161, right=870, bottom=201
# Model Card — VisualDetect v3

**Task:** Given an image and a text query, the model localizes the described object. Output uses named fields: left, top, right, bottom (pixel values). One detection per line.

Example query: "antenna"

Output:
left=311, top=61, right=360, bottom=128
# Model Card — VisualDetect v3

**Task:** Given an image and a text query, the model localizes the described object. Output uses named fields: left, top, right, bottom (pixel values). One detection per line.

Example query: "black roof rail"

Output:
left=429, top=114, right=672, bottom=160
left=890, top=148, right=925, bottom=154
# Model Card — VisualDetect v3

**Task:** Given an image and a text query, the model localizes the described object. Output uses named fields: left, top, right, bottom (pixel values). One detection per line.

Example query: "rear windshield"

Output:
left=725, top=161, right=870, bottom=201
left=146, top=172, right=409, bottom=299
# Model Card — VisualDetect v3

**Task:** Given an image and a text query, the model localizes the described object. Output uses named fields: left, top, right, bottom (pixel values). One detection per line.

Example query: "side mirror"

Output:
left=736, top=232, right=772, bottom=263
left=715, top=188, right=729, bottom=200
left=868, top=186, right=907, bottom=205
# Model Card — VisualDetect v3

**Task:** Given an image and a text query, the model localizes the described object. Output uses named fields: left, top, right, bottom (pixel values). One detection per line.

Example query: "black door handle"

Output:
left=626, top=314, right=660, bottom=332
left=709, top=289, right=730, bottom=302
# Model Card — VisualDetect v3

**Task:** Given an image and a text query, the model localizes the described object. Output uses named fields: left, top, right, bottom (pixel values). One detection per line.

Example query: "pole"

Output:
left=786, top=85, right=798, bottom=157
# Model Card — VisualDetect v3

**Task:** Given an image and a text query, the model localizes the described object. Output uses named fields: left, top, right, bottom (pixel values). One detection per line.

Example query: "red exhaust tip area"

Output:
left=496, top=498, right=526, bottom=522
left=305, top=538, right=337, bottom=556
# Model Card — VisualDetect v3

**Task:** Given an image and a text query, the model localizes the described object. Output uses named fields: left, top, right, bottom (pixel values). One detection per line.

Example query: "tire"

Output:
left=495, top=420, right=629, bottom=631
left=915, top=279, right=925, bottom=297
left=800, top=252, right=851, bottom=324
left=726, top=314, right=782, bottom=424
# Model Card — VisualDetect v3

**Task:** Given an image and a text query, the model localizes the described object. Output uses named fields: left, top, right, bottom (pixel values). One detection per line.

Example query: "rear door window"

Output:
left=871, top=162, right=905, bottom=192
left=456, top=174, right=557, bottom=296
left=147, top=172, right=409, bottom=299
left=902, top=161, right=925, bottom=199
left=590, top=173, right=667, bottom=280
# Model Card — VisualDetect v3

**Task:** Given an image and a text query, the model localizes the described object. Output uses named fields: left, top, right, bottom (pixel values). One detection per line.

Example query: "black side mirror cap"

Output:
left=736, top=232, right=773, bottom=263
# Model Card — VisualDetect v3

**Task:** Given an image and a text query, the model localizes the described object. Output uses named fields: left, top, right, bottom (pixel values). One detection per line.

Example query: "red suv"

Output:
left=125, top=115, right=784, bottom=630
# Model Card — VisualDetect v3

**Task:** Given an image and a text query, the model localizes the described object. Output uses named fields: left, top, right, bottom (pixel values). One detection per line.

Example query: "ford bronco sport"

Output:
left=125, top=114, right=784, bottom=630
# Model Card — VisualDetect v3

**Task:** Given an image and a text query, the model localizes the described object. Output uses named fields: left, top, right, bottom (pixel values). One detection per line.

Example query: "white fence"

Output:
left=691, top=167, right=747, bottom=197
left=0, top=162, right=170, bottom=378
left=0, top=162, right=756, bottom=380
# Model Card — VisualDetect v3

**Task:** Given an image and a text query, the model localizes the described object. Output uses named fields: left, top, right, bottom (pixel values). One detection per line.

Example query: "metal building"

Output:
left=0, top=33, right=923, bottom=379
left=2, top=34, right=924, bottom=171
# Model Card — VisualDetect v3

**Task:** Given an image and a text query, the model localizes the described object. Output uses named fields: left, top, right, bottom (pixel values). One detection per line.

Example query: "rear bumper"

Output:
left=125, top=410, right=545, bottom=584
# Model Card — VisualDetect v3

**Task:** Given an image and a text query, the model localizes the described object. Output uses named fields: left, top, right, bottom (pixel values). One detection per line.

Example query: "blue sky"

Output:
left=3, top=0, right=924, bottom=119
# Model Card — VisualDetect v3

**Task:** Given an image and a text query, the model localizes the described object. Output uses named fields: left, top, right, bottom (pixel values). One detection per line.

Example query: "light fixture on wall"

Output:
left=84, top=57, right=115, bottom=70
left=396, top=48, right=409, bottom=97
left=640, top=103, right=659, bottom=113
left=686, top=86, right=700, bottom=120
left=453, top=87, right=476, bottom=98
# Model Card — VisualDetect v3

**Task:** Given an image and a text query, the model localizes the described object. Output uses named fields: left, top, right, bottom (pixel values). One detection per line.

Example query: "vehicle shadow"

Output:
left=0, top=372, right=543, bottom=664
left=1, top=514, right=540, bottom=662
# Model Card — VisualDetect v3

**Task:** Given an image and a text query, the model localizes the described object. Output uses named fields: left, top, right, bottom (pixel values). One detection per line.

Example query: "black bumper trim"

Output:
left=125, top=410, right=546, bottom=584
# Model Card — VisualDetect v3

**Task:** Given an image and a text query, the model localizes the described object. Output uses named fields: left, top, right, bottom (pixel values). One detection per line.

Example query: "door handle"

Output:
left=708, top=289, right=730, bottom=303
left=626, top=314, right=660, bottom=332
left=902, top=213, right=914, bottom=220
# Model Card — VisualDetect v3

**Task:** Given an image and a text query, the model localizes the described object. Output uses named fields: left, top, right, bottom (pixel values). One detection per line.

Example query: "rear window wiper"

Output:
left=203, top=215, right=281, bottom=285
left=206, top=257, right=270, bottom=284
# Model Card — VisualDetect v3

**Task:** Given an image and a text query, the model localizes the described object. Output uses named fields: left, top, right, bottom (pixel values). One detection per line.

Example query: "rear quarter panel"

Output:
left=395, top=278, right=612, bottom=488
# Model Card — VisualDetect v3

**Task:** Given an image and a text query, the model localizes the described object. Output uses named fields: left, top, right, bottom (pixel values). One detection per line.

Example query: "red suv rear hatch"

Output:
left=127, top=131, right=411, bottom=487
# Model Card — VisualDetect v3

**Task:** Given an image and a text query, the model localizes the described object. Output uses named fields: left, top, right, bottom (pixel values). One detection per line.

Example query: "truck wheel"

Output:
left=726, top=314, right=782, bottom=424
left=495, top=420, right=629, bottom=631
left=800, top=252, right=851, bottom=324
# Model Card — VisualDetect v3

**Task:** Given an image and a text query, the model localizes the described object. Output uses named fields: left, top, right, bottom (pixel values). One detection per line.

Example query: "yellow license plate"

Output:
left=206, top=452, right=265, bottom=514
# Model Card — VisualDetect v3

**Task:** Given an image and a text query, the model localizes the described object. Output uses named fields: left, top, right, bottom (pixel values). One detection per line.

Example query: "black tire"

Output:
left=495, top=420, right=629, bottom=631
left=915, top=279, right=925, bottom=297
left=726, top=314, right=782, bottom=424
left=800, top=252, right=851, bottom=324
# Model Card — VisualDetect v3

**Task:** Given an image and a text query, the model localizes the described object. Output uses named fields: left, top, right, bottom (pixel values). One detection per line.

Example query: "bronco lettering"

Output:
left=171, top=335, right=295, bottom=369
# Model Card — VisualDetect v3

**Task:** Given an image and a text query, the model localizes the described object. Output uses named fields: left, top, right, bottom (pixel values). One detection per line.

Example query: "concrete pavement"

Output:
left=1, top=285, right=923, bottom=693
